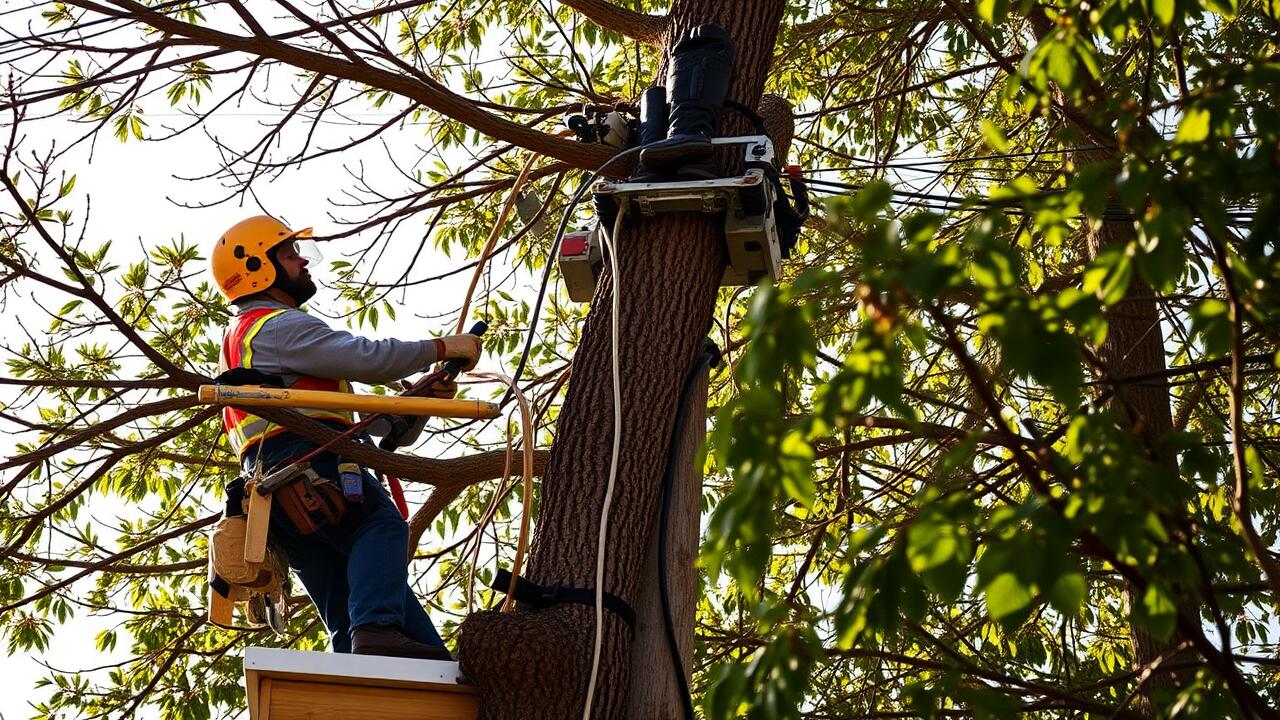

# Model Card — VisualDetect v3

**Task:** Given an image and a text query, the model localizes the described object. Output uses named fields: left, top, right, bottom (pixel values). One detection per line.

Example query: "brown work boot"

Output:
left=351, top=623, right=453, bottom=661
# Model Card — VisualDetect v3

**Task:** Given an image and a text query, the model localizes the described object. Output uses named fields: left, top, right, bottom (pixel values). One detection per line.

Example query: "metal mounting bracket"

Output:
left=587, top=135, right=782, bottom=287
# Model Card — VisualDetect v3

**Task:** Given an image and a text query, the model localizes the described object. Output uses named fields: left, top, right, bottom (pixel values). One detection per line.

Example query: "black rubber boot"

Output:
left=351, top=623, right=453, bottom=661
left=638, top=24, right=735, bottom=180
left=628, top=86, right=670, bottom=182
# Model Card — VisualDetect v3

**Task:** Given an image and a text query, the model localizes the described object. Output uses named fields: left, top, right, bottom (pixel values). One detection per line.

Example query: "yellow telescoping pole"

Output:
left=197, top=385, right=501, bottom=419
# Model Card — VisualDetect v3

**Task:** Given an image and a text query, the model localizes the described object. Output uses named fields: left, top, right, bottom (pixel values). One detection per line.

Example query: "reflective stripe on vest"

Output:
left=218, top=307, right=354, bottom=457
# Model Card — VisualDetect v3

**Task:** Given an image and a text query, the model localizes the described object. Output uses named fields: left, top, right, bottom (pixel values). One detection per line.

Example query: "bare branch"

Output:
left=60, top=0, right=615, bottom=170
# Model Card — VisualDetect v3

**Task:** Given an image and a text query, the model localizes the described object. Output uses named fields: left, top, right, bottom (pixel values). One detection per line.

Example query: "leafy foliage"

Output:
left=1, top=0, right=1278, bottom=718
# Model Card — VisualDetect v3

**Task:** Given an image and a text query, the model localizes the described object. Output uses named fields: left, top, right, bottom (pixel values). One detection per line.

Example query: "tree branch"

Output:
left=560, top=0, right=669, bottom=47
left=68, top=0, right=615, bottom=171
left=1, top=514, right=218, bottom=613
left=0, top=173, right=206, bottom=387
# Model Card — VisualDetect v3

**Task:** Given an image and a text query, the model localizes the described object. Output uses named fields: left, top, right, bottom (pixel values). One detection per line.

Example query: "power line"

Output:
left=801, top=134, right=1261, bottom=174
left=804, top=183, right=1256, bottom=226
left=0, top=0, right=210, bottom=50
left=801, top=147, right=1108, bottom=172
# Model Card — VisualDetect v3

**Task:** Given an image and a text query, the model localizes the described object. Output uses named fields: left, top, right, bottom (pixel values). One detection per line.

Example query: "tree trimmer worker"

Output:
left=210, top=215, right=480, bottom=660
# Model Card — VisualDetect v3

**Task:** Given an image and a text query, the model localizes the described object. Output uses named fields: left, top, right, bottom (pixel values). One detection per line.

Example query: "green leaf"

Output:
left=1204, top=0, right=1237, bottom=15
left=977, top=0, right=1010, bottom=24
left=704, top=664, right=747, bottom=720
left=1150, top=0, right=1175, bottom=26
left=980, top=119, right=1010, bottom=153
left=1082, top=245, right=1133, bottom=306
left=908, top=518, right=970, bottom=600
left=1134, top=226, right=1187, bottom=292
left=841, top=180, right=893, bottom=223
left=1175, top=107, right=1211, bottom=144
left=907, top=520, right=956, bottom=573
left=1116, top=159, right=1150, bottom=212
left=1134, top=583, right=1178, bottom=640
left=1190, top=299, right=1231, bottom=359
left=1046, top=573, right=1087, bottom=616
left=1046, top=41, right=1076, bottom=89
left=984, top=572, right=1033, bottom=620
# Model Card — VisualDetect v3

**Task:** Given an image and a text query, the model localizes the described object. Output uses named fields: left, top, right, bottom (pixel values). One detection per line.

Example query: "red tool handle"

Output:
left=386, top=473, right=410, bottom=519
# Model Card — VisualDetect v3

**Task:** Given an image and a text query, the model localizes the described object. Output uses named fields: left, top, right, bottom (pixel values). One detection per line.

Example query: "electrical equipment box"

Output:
left=589, top=135, right=784, bottom=290
left=558, top=225, right=604, bottom=302
left=244, top=647, right=477, bottom=720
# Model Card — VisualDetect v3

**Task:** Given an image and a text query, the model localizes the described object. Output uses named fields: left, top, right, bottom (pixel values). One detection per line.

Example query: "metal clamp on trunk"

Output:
left=585, top=135, right=786, bottom=288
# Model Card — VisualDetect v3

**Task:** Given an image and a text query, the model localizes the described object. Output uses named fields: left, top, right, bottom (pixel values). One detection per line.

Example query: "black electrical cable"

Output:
left=800, top=146, right=1109, bottom=171
left=804, top=175, right=1070, bottom=206
left=722, top=99, right=767, bottom=135
left=497, top=144, right=645, bottom=408
left=803, top=178, right=1256, bottom=224
left=658, top=339, right=721, bottom=720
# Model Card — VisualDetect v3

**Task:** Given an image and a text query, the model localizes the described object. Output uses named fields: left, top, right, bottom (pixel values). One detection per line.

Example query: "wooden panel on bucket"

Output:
left=244, top=647, right=477, bottom=720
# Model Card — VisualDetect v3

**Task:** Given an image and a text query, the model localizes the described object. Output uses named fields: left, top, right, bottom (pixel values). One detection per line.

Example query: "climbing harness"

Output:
left=203, top=323, right=487, bottom=628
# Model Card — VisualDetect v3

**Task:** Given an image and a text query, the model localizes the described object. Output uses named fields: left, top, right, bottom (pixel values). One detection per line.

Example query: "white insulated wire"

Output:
left=581, top=204, right=627, bottom=720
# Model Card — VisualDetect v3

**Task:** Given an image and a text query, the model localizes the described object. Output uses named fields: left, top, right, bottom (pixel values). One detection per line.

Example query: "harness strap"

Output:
left=224, top=476, right=246, bottom=518
left=211, top=574, right=232, bottom=599
left=490, top=568, right=636, bottom=635
left=215, top=367, right=285, bottom=389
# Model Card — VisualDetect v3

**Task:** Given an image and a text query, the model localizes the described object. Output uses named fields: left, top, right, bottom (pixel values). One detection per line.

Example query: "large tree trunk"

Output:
left=1085, top=224, right=1178, bottom=469
left=1085, top=201, right=1190, bottom=706
left=456, top=3, right=785, bottom=718
left=625, top=366, right=707, bottom=720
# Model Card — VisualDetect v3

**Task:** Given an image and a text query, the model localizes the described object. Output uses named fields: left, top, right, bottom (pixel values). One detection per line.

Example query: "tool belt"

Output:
left=207, top=476, right=291, bottom=632
left=273, top=466, right=346, bottom=535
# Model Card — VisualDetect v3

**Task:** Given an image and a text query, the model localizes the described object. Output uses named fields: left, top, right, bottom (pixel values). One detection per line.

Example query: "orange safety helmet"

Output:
left=211, top=215, right=313, bottom=302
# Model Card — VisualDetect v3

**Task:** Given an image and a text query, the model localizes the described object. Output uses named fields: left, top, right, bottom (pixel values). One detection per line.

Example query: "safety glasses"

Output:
left=283, top=228, right=322, bottom=264
left=292, top=238, right=323, bottom=264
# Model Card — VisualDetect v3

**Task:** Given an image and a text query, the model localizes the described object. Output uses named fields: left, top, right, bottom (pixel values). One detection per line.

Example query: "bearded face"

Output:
left=268, top=242, right=318, bottom=305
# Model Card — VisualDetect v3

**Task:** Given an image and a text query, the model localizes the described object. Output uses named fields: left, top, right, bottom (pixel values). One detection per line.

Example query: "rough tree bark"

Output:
left=1086, top=207, right=1192, bottom=704
left=560, top=0, right=669, bottom=47
left=456, top=2, right=786, bottom=718
left=625, top=366, right=706, bottom=720
left=621, top=92, right=794, bottom=720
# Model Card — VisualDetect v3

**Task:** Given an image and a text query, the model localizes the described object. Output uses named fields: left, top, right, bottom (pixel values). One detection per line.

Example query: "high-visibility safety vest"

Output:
left=218, top=308, right=354, bottom=457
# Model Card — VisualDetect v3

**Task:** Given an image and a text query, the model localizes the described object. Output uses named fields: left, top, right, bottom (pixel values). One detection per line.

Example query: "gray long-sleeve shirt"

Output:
left=234, top=298, right=439, bottom=387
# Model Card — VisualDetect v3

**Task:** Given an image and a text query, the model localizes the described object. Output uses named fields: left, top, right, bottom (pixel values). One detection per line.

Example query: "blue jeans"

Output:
left=244, top=434, right=445, bottom=653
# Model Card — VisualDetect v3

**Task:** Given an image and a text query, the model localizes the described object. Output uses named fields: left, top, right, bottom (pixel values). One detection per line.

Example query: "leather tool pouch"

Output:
left=208, top=476, right=292, bottom=632
left=275, top=468, right=346, bottom=534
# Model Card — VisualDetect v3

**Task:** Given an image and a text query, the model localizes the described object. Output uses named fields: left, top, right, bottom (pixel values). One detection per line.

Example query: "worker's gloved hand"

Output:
left=426, top=378, right=458, bottom=400
left=398, top=376, right=458, bottom=399
left=438, top=334, right=482, bottom=372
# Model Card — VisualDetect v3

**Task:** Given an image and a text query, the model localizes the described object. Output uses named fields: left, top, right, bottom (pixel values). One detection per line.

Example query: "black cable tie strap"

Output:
left=722, top=99, right=767, bottom=135
left=490, top=568, right=636, bottom=635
